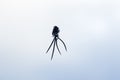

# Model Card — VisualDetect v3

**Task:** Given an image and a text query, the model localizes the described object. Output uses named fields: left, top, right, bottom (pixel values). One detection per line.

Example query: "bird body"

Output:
left=52, top=26, right=59, bottom=37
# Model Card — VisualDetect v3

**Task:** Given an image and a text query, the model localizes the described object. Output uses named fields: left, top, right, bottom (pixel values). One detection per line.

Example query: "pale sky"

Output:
left=0, top=0, right=120, bottom=80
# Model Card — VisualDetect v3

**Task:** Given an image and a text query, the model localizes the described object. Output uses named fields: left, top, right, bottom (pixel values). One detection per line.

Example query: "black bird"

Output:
left=46, top=26, right=67, bottom=60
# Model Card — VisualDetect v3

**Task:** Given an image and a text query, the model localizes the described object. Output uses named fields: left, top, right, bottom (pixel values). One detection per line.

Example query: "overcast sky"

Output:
left=0, top=0, right=120, bottom=80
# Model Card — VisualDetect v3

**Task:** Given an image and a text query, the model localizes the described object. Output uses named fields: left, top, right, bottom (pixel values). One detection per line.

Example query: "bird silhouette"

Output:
left=46, top=26, right=67, bottom=60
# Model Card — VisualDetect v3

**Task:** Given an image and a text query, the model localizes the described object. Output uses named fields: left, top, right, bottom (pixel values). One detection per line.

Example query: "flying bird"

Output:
left=46, top=26, right=67, bottom=60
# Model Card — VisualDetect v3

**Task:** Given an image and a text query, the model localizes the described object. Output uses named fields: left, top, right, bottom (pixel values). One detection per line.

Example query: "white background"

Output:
left=0, top=0, right=120, bottom=80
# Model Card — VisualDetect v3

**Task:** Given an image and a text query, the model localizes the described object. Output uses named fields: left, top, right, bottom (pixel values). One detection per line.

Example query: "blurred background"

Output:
left=0, top=0, right=120, bottom=80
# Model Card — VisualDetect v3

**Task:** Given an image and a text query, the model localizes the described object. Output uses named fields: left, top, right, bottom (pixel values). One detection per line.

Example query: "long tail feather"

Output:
left=46, top=38, right=55, bottom=53
left=58, top=37, right=67, bottom=51
left=55, top=39, right=61, bottom=55
left=51, top=41, right=55, bottom=60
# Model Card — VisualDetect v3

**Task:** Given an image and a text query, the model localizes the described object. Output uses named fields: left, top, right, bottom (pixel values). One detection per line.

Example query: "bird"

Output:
left=46, top=26, right=67, bottom=60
